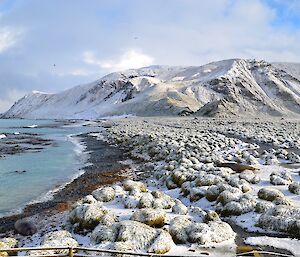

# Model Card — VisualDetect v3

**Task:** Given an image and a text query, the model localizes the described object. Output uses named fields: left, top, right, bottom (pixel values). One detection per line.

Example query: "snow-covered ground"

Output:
left=1, top=117, right=300, bottom=256
left=245, top=236, right=300, bottom=257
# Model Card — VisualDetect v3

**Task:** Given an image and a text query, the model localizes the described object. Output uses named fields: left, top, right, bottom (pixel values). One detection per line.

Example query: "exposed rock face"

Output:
left=5, top=59, right=300, bottom=118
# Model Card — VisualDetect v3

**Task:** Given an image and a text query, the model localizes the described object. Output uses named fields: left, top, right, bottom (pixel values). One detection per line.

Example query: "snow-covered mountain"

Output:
left=3, top=59, right=300, bottom=119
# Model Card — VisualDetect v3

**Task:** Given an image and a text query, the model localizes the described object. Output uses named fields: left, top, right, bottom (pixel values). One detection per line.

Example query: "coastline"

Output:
left=0, top=131, right=130, bottom=234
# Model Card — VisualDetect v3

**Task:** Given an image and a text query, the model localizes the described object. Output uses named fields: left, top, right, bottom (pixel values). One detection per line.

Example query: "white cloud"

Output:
left=0, top=27, right=17, bottom=53
left=83, top=49, right=154, bottom=71
left=0, top=88, right=26, bottom=112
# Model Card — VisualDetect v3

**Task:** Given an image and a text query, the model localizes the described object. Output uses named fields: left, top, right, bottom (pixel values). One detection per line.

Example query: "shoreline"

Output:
left=0, top=132, right=130, bottom=234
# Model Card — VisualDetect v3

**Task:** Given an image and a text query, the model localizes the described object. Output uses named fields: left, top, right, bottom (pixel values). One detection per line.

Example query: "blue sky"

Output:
left=0, top=0, right=299, bottom=112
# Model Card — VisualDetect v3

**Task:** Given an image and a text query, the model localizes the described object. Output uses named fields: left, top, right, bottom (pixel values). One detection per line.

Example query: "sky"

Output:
left=0, top=0, right=299, bottom=112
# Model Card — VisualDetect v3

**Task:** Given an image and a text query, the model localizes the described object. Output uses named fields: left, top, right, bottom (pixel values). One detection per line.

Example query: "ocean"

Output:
left=0, top=119, right=96, bottom=217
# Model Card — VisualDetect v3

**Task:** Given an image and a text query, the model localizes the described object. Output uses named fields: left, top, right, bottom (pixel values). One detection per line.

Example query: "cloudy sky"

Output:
left=0, top=0, right=299, bottom=112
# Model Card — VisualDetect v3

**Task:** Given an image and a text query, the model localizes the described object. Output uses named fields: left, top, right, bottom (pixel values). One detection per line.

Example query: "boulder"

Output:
left=195, top=174, right=224, bottom=186
left=189, top=187, right=206, bottom=202
left=14, top=219, right=37, bottom=236
left=151, top=191, right=175, bottom=209
left=217, top=190, right=242, bottom=205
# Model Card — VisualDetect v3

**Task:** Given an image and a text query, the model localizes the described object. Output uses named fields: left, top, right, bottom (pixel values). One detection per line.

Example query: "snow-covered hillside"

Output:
left=273, top=62, right=300, bottom=81
left=3, top=59, right=300, bottom=119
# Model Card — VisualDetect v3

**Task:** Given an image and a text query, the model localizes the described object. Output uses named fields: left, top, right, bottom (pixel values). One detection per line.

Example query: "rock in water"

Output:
left=14, top=219, right=37, bottom=236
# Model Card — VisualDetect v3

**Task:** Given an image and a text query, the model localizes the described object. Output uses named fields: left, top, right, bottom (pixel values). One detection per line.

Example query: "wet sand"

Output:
left=0, top=133, right=129, bottom=234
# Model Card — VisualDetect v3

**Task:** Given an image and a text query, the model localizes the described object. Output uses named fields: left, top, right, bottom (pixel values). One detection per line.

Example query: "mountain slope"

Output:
left=4, top=59, right=300, bottom=119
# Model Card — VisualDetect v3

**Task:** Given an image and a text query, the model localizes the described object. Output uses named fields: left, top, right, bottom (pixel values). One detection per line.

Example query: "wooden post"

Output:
left=68, top=247, right=73, bottom=257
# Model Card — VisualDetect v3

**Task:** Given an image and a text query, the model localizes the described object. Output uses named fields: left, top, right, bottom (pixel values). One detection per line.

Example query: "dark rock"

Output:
left=14, top=219, right=37, bottom=236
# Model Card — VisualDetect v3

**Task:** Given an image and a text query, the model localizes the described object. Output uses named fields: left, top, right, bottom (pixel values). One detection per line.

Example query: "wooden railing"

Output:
left=0, top=246, right=294, bottom=257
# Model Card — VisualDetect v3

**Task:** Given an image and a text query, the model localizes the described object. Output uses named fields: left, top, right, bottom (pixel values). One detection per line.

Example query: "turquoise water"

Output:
left=0, top=119, right=96, bottom=217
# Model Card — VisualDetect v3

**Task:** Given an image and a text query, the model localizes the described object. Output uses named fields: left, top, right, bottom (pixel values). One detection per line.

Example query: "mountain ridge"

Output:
left=3, top=58, right=300, bottom=119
